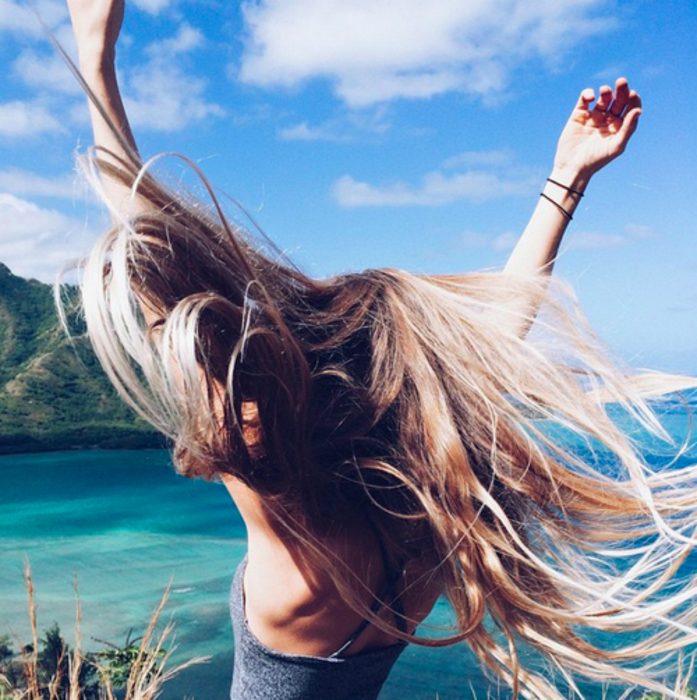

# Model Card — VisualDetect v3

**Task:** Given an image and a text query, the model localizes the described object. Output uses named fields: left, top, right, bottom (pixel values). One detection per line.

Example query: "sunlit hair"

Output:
left=56, top=40, right=697, bottom=699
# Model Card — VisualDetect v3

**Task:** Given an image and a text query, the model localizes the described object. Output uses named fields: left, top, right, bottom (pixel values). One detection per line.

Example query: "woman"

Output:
left=63, top=1, right=697, bottom=698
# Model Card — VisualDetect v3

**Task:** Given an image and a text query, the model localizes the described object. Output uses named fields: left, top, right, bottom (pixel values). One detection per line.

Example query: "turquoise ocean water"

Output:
left=2, top=398, right=696, bottom=699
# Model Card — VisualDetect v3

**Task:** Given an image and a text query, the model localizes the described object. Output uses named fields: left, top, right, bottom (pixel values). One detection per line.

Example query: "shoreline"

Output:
left=0, top=430, right=165, bottom=456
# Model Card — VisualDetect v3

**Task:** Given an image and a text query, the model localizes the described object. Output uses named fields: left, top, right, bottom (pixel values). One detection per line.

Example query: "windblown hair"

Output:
left=58, top=49, right=697, bottom=697
left=67, top=151, right=697, bottom=698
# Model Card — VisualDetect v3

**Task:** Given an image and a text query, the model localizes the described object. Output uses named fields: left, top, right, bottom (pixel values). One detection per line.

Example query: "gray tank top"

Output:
left=229, top=556, right=408, bottom=699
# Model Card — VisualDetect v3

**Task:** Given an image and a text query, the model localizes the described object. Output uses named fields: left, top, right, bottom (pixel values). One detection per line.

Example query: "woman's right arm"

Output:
left=66, top=0, right=140, bottom=218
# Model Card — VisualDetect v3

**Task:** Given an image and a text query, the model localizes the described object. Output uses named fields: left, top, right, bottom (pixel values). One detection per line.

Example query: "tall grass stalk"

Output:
left=6, top=563, right=209, bottom=700
left=68, top=577, right=82, bottom=700
left=22, top=561, right=40, bottom=699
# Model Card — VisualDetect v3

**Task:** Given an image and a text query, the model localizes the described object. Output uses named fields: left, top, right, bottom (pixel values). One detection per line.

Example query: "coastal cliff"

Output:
left=0, top=263, right=161, bottom=453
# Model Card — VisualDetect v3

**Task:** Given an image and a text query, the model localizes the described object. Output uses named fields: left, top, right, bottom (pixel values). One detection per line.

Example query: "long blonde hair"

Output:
left=64, top=126, right=697, bottom=697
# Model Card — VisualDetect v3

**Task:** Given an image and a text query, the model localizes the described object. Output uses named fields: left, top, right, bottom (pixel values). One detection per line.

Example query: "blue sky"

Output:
left=1, top=0, right=696, bottom=371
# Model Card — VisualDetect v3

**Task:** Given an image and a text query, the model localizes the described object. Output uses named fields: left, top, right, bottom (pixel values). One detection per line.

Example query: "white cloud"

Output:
left=592, top=65, right=627, bottom=83
left=0, top=101, right=64, bottom=137
left=9, top=20, right=220, bottom=134
left=278, top=108, right=390, bottom=142
left=441, top=149, right=514, bottom=170
left=0, top=169, right=79, bottom=199
left=239, top=0, right=614, bottom=106
left=566, top=231, right=626, bottom=250
left=122, top=24, right=224, bottom=132
left=11, top=21, right=80, bottom=95
left=462, top=222, right=651, bottom=255
left=13, top=49, right=83, bottom=96
left=279, top=122, right=348, bottom=142
left=0, top=0, right=66, bottom=36
left=131, top=0, right=175, bottom=14
left=563, top=224, right=654, bottom=251
left=125, top=64, right=224, bottom=132
left=0, top=0, right=38, bottom=34
left=333, top=157, right=536, bottom=207
left=0, top=194, right=97, bottom=282
left=491, top=231, right=519, bottom=252
left=456, top=230, right=489, bottom=249
left=624, top=223, right=654, bottom=239
left=145, top=23, right=204, bottom=58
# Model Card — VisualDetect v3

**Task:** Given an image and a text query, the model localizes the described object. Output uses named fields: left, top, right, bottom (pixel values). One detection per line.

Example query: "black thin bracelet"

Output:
left=546, top=177, right=584, bottom=198
left=540, top=192, right=573, bottom=221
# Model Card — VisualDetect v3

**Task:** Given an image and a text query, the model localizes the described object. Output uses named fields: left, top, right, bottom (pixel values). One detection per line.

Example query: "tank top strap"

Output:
left=328, top=535, right=408, bottom=658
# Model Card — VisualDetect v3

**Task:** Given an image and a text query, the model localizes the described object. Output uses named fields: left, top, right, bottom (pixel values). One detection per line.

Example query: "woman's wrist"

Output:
left=548, top=166, right=592, bottom=195
left=539, top=167, right=590, bottom=222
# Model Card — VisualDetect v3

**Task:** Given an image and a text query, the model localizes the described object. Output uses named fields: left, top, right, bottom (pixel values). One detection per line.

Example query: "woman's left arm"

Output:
left=503, top=78, right=642, bottom=277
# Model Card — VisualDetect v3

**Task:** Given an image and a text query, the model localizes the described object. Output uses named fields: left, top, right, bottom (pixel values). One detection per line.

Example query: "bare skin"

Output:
left=221, top=474, right=441, bottom=654
left=66, top=0, right=642, bottom=658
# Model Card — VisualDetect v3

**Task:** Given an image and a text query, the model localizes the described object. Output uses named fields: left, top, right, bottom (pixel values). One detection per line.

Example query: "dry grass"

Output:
left=2, top=562, right=209, bottom=700
left=7, top=564, right=697, bottom=700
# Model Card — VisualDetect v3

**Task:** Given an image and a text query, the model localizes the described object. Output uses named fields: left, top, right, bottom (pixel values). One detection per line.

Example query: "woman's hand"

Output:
left=66, top=0, right=124, bottom=64
left=552, top=77, right=642, bottom=186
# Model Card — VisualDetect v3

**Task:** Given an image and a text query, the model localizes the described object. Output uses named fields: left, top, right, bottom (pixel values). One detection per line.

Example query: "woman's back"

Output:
left=225, top=475, right=441, bottom=698
left=223, top=475, right=441, bottom=655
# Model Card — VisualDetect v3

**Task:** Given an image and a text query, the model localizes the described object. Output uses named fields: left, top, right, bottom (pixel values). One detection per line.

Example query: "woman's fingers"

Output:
left=626, top=89, right=642, bottom=113
left=594, top=84, right=614, bottom=113
left=608, top=78, right=630, bottom=118
left=615, top=107, right=641, bottom=154
left=613, top=85, right=642, bottom=148
left=576, top=87, right=596, bottom=112
left=616, top=107, right=642, bottom=149
left=581, top=78, right=641, bottom=130
left=589, top=84, right=613, bottom=126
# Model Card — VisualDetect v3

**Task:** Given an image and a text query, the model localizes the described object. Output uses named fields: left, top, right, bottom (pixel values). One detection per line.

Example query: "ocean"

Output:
left=2, top=399, right=696, bottom=699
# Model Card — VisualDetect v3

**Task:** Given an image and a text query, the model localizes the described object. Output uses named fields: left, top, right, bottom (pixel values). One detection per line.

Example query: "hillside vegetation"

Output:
left=0, top=263, right=161, bottom=453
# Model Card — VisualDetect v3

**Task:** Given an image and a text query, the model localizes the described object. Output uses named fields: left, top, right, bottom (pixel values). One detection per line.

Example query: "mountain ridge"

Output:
left=0, top=263, right=162, bottom=454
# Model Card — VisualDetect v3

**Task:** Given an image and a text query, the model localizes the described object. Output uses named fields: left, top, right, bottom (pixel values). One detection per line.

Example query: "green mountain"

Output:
left=0, top=263, right=162, bottom=454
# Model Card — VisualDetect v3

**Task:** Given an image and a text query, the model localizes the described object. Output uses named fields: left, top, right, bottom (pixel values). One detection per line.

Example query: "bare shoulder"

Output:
left=243, top=525, right=442, bottom=657
left=221, top=473, right=441, bottom=655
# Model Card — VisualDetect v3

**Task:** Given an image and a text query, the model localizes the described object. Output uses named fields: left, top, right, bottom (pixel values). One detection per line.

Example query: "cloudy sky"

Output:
left=1, top=0, right=696, bottom=371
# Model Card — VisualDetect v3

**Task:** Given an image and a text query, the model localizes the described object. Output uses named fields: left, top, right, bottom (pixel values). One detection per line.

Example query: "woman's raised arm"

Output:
left=504, top=78, right=642, bottom=278
left=66, top=0, right=140, bottom=219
